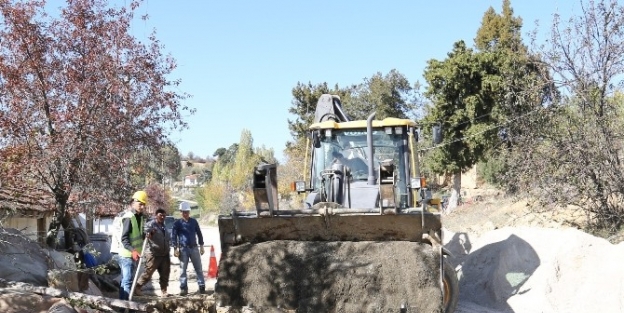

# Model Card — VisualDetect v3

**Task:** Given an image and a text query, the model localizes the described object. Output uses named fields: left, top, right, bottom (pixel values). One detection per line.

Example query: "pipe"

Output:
left=332, top=96, right=350, bottom=122
left=366, top=112, right=376, bottom=185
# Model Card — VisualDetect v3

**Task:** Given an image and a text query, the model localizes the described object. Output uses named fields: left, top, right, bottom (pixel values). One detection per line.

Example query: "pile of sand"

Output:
left=216, top=241, right=444, bottom=313
left=446, top=227, right=624, bottom=313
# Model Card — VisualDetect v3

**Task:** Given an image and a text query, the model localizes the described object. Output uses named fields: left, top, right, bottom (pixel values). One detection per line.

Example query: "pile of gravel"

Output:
left=216, top=240, right=444, bottom=313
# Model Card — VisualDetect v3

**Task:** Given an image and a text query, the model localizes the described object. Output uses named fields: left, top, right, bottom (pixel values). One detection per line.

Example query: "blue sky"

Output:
left=56, top=0, right=580, bottom=161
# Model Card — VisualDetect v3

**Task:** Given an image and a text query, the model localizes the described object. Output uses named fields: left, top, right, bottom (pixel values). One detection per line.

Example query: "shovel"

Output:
left=128, top=237, right=149, bottom=302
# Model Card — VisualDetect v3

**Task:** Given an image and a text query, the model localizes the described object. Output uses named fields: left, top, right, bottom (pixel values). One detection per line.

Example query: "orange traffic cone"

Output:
left=207, top=245, right=218, bottom=279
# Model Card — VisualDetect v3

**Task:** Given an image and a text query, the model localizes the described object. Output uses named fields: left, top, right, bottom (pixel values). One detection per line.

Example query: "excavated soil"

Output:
left=216, top=241, right=443, bottom=313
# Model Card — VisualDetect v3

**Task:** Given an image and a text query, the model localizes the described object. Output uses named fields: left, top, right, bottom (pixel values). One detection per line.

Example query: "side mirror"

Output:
left=312, top=131, right=321, bottom=148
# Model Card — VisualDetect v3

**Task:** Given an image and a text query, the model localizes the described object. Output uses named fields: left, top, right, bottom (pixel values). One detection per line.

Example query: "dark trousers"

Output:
left=136, top=253, right=171, bottom=290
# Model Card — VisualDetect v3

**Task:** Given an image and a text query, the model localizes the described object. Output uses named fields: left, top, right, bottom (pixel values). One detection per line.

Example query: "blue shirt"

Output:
left=171, top=217, right=204, bottom=248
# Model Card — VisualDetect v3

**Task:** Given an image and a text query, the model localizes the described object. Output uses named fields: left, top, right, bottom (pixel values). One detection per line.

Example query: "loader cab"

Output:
left=306, top=119, right=419, bottom=209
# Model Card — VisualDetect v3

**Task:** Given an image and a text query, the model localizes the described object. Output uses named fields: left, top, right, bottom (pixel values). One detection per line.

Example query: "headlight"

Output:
left=291, top=181, right=307, bottom=192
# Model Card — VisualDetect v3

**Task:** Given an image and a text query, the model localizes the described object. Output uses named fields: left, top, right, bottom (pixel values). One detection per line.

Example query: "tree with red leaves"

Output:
left=0, top=0, right=193, bottom=247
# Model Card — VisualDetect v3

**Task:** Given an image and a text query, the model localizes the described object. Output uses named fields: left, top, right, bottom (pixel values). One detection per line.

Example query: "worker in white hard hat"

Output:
left=118, top=190, right=148, bottom=300
left=171, top=201, right=206, bottom=295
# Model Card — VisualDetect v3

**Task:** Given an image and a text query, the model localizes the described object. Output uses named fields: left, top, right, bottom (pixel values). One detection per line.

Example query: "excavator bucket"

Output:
left=215, top=210, right=455, bottom=313
left=218, top=210, right=442, bottom=251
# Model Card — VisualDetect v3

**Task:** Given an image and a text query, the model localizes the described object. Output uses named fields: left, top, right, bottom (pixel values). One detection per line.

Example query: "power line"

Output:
left=419, top=106, right=544, bottom=151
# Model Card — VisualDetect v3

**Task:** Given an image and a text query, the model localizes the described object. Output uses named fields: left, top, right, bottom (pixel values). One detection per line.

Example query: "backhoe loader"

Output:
left=216, top=94, right=459, bottom=313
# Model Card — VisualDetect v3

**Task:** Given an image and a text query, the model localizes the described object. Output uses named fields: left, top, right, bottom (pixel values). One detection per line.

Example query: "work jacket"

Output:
left=144, top=219, right=171, bottom=257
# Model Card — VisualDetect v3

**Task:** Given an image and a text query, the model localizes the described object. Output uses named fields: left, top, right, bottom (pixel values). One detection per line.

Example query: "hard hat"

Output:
left=179, top=201, right=191, bottom=211
left=132, top=190, right=148, bottom=204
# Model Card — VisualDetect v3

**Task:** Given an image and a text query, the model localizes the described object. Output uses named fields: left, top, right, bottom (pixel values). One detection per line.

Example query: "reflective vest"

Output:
left=119, top=211, right=144, bottom=258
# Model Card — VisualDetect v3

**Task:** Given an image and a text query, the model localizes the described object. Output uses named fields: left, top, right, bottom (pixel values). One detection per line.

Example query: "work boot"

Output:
left=180, top=288, right=188, bottom=296
left=161, top=288, right=169, bottom=297
left=133, top=285, right=143, bottom=296
left=199, top=286, right=206, bottom=294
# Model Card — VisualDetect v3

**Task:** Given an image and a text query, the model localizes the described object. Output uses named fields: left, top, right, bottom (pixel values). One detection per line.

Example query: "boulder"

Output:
left=0, top=228, right=48, bottom=286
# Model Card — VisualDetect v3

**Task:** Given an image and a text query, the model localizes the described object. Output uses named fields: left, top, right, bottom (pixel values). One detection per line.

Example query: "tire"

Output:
left=442, top=257, right=459, bottom=313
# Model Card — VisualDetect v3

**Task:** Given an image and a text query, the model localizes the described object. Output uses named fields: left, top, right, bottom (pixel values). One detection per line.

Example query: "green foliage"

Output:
left=198, top=129, right=275, bottom=212
left=475, top=0, right=524, bottom=53
left=287, top=82, right=352, bottom=147
left=278, top=138, right=308, bottom=205
left=347, top=69, right=415, bottom=120
left=477, top=151, right=509, bottom=188
left=214, top=144, right=239, bottom=165
left=422, top=1, right=551, bottom=178
left=423, top=41, right=499, bottom=174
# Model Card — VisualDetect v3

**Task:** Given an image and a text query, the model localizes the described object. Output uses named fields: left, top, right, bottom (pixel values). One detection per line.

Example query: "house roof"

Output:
left=0, top=186, right=56, bottom=218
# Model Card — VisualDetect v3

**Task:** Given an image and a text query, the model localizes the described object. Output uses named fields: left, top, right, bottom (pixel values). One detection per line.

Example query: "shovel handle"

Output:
left=128, top=237, right=149, bottom=301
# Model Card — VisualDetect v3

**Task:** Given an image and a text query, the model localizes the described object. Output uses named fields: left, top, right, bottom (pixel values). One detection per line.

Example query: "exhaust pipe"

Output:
left=367, top=112, right=376, bottom=185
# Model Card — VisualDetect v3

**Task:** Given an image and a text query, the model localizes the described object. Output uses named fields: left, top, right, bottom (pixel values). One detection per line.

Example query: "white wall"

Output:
left=4, top=216, right=52, bottom=243
left=4, top=217, right=39, bottom=241
left=78, top=213, right=114, bottom=235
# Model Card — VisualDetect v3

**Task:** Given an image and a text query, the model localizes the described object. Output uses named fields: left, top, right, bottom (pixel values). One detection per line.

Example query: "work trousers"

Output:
left=136, top=253, right=171, bottom=290
left=179, top=246, right=205, bottom=289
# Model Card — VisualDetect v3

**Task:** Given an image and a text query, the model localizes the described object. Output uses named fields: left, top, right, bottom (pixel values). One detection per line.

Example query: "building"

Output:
left=0, top=186, right=56, bottom=244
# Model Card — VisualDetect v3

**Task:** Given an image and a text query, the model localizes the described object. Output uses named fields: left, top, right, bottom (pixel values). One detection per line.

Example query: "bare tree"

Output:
left=508, top=0, right=624, bottom=230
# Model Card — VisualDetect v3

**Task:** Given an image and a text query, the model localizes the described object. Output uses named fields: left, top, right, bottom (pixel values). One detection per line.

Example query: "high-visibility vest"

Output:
left=119, top=211, right=144, bottom=258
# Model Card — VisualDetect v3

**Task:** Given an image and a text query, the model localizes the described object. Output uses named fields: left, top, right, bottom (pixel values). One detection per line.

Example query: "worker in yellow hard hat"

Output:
left=118, top=190, right=148, bottom=300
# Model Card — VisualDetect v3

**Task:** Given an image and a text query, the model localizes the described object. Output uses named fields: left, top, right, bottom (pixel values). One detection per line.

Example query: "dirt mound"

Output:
left=446, top=226, right=624, bottom=313
left=216, top=241, right=443, bottom=313
left=440, top=190, right=624, bottom=312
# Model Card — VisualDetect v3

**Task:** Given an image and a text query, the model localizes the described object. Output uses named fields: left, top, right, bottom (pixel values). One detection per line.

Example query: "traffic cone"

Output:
left=207, top=245, right=218, bottom=279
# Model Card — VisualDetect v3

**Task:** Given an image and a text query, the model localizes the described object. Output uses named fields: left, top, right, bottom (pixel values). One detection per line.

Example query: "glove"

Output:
left=200, top=246, right=205, bottom=255
left=173, top=248, right=180, bottom=258
left=131, top=250, right=140, bottom=261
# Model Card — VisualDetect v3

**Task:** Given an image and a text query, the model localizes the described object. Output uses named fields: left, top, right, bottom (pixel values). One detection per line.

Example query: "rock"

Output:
left=47, top=250, right=83, bottom=292
left=0, top=228, right=48, bottom=286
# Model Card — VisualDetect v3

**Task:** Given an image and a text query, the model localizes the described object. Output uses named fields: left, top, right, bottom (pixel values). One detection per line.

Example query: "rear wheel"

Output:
left=442, top=257, right=459, bottom=313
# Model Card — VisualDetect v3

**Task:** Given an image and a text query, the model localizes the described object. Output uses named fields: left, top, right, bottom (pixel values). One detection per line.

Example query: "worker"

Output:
left=171, top=201, right=206, bottom=295
left=134, top=208, right=171, bottom=297
left=118, top=190, right=148, bottom=300
left=109, top=206, right=129, bottom=299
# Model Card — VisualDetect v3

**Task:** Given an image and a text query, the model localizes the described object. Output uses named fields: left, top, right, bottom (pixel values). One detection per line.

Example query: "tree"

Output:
left=0, top=0, right=193, bottom=247
left=422, top=0, right=551, bottom=210
left=198, top=129, right=265, bottom=213
left=145, top=182, right=172, bottom=213
left=287, top=82, right=352, bottom=148
left=213, top=147, right=227, bottom=159
left=160, top=143, right=182, bottom=185
left=422, top=41, right=498, bottom=209
left=347, top=69, right=415, bottom=120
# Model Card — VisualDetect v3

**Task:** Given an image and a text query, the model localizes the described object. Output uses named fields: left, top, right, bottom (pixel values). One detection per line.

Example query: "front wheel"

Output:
left=442, top=257, right=459, bottom=313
